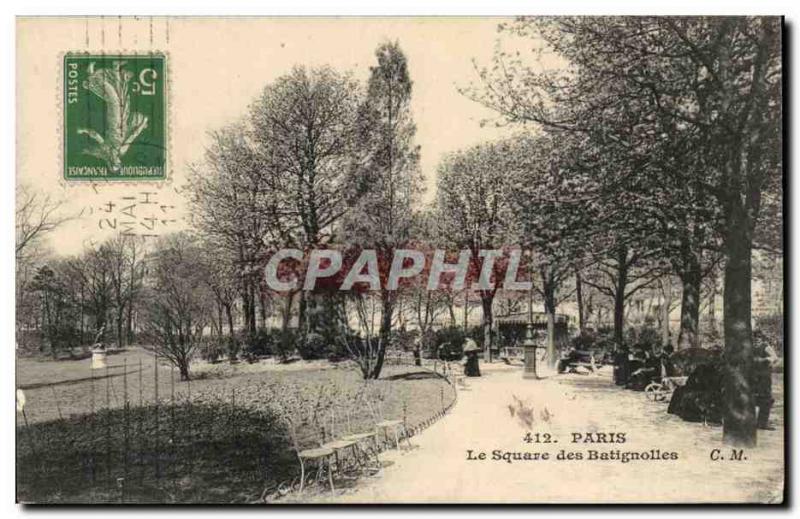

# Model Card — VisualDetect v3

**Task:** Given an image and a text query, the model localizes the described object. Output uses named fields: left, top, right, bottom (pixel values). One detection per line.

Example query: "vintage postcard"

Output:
left=15, top=16, right=784, bottom=504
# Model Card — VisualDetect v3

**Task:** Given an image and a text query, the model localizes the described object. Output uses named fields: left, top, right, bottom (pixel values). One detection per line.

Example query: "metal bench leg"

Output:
left=371, top=436, right=382, bottom=465
left=403, top=428, right=414, bottom=449
left=326, top=456, right=335, bottom=495
left=298, top=457, right=306, bottom=495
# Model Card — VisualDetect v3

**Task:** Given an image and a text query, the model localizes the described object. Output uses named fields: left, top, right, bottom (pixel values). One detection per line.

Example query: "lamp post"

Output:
left=522, top=323, right=539, bottom=379
left=523, top=252, right=540, bottom=379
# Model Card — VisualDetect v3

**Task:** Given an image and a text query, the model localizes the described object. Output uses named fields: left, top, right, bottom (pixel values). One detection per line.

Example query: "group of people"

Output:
left=612, top=341, right=776, bottom=430
left=454, top=334, right=775, bottom=431
left=612, top=343, right=676, bottom=390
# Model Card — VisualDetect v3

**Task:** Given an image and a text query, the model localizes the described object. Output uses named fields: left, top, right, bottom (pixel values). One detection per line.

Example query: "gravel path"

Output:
left=313, top=363, right=784, bottom=504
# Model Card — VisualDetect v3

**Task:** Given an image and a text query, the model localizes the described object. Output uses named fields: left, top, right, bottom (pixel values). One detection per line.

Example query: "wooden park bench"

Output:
left=500, top=346, right=524, bottom=363
left=557, top=350, right=598, bottom=374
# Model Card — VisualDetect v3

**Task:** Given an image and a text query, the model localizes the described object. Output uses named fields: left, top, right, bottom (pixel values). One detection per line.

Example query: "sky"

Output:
left=17, top=17, right=526, bottom=255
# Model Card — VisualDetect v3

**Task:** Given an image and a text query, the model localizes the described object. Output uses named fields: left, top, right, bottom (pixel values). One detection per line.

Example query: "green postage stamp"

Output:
left=63, top=54, right=167, bottom=181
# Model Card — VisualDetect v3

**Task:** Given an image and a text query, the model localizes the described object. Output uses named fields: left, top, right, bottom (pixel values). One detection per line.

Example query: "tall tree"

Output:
left=106, top=235, right=147, bottom=348
left=470, top=17, right=782, bottom=445
left=436, top=141, right=516, bottom=360
left=250, top=66, right=362, bottom=340
left=188, top=125, right=278, bottom=338
left=503, top=134, right=588, bottom=365
left=342, top=42, right=422, bottom=378
left=16, top=185, right=71, bottom=348
left=199, top=240, right=241, bottom=359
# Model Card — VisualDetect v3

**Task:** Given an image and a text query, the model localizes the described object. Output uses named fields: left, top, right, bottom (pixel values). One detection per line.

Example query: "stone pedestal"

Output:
left=523, top=345, right=539, bottom=379
left=522, top=324, right=539, bottom=379
left=91, top=347, right=107, bottom=370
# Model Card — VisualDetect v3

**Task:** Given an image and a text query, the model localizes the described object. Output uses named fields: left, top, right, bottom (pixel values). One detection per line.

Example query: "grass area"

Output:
left=17, top=402, right=295, bottom=504
left=16, top=347, right=457, bottom=503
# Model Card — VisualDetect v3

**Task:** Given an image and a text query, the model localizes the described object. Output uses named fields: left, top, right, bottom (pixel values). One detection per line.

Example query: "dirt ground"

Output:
left=305, top=362, right=784, bottom=504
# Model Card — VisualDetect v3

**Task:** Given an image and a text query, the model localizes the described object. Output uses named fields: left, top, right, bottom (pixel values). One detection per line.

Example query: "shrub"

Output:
left=624, top=324, right=661, bottom=352
left=245, top=329, right=274, bottom=358
left=198, top=337, right=224, bottom=363
left=570, top=330, right=617, bottom=364
left=427, top=326, right=465, bottom=361
left=497, top=322, right=526, bottom=348
left=637, top=325, right=661, bottom=350
left=40, top=322, right=82, bottom=357
left=296, top=332, right=327, bottom=360
left=389, top=328, right=419, bottom=352
left=227, top=335, right=242, bottom=363
left=274, top=329, right=297, bottom=362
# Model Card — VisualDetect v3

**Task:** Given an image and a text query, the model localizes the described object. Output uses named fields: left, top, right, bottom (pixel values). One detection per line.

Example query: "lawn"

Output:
left=16, top=348, right=457, bottom=503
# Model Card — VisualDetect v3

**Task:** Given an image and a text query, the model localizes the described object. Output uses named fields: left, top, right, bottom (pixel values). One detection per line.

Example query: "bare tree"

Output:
left=16, top=185, right=70, bottom=261
left=199, top=241, right=241, bottom=360
left=106, top=234, right=147, bottom=348
left=143, top=233, right=212, bottom=380
left=338, top=293, right=386, bottom=379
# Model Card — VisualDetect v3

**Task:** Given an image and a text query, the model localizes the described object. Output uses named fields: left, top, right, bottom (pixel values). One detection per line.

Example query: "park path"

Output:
left=313, top=363, right=784, bottom=504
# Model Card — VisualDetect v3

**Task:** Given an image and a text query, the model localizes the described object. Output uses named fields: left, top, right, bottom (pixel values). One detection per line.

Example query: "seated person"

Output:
left=668, top=363, right=723, bottom=424
left=659, top=344, right=677, bottom=378
left=625, top=350, right=661, bottom=391
left=557, top=346, right=581, bottom=373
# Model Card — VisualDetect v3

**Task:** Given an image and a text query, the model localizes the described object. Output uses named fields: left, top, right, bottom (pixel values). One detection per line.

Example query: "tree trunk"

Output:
left=258, top=288, right=267, bottom=330
left=179, top=363, right=190, bottom=382
left=41, top=293, right=49, bottom=354
left=248, top=279, right=257, bottom=335
left=80, top=286, right=86, bottom=345
left=722, top=218, right=757, bottom=446
left=369, top=292, right=394, bottom=379
left=225, top=303, right=235, bottom=337
left=126, top=301, right=134, bottom=345
left=575, top=269, right=585, bottom=333
left=544, top=288, right=557, bottom=368
left=116, top=309, right=124, bottom=348
left=677, top=264, right=702, bottom=350
left=708, top=270, right=719, bottom=339
left=613, top=283, right=626, bottom=347
left=241, top=281, right=252, bottom=335
left=281, top=293, right=294, bottom=333
left=613, top=250, right=629, bottom=346
left=661, top=277, right=672, bottom=347
left=297, top=290, right=307, bottom=335
left=480, top=293, right=494, bottom=362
